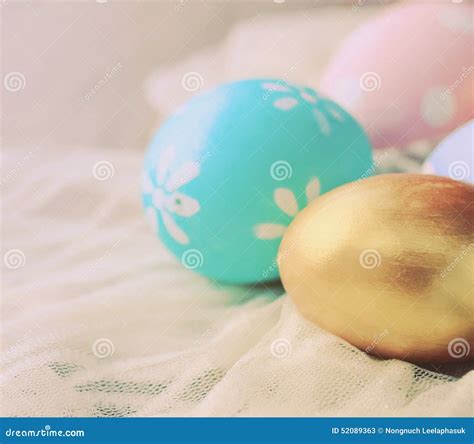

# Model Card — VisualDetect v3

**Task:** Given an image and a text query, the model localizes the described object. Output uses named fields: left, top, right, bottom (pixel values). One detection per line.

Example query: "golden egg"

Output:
left=279, top=174, right=474, bottom=363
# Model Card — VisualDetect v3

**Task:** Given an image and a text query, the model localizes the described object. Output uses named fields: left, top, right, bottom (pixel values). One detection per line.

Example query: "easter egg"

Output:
left=423, top=120, right=473, bottom=184
left=320, top=2, right=474, bottom=149
left=142, top=79, right=373, bottom=284
left=279, top=174, right=474, bottom=363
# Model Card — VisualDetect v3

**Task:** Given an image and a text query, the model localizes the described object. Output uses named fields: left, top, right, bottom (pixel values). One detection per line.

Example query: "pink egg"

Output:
left=320, top=2, right=473, bottom=149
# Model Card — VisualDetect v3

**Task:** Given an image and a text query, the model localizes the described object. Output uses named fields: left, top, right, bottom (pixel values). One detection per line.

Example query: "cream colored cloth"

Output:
left=2, top=144, right=472, bottom=417
left=2, top=6, right=473, bottom=417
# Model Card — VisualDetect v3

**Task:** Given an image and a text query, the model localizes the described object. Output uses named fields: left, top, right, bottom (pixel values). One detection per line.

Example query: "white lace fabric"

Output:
left=2, top=144, right=472, bottom=417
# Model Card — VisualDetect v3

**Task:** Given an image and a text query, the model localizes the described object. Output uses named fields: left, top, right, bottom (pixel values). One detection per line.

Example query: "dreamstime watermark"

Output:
left=174, top=0, right=189, bottom=11
left=263, top=239, right=321, bottom=279
left=262, top=259, right=280, bottom=280
left=359, top=249, right=382, bottom=269
left=448, top=161, right=470, bottom=181
left=92, top=338, right=115, bottom=358
left=350, top=151, right=391, bottom=189
left=262, top=60, right=303, bottom=102
left=447, top=337, right=470, bottom=359
left=181, top=249, right=204, bottom=269
left=262, top=79, right=288, bottom=101
left=5, top=324, right=87, bottom=362
left=181, top=71, right=204, bottom=92
left=270, top=160, right=292, bottom=181
left=365, top=329, right=390, bottom=354
left=93, top=160, right=115, bottom=181
left=84, top=62, right=123, bottom=101
left=360, top=72, right=382, bottom=92
left=84, top=238, right=122, bottom=281
left=270, top=338, right=292, bottom=358
left=351, top=0, right=366, bottom=12
left=199, top=150, right=212, bottom=164
left=3, top=249, right=26, bottom=270
left=263, top=241, right=294, bottom=279
left=5, top=425, right=85, bottom=438
left=440, top=243, right=474, bottom=278
left=169, top=150, right=211, bottom=190
left=1, top=146, right=41, bottom=186
left=440, top=66, right=473, bottom=101
left=3, top=71, right=26, bottom=92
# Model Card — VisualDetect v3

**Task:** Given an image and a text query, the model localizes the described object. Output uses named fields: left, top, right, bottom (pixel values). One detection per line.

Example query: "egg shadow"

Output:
left=420, top=360, right=474, bottom=379
left=209, top=278, right=285, bottom=306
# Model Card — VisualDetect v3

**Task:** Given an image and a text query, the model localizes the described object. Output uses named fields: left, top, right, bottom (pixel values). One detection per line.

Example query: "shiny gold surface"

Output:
left=279, top=174, right=474, bottom=363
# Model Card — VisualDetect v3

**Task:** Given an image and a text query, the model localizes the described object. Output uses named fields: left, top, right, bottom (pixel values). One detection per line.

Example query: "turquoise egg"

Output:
left=422, top=120, right=473, bottom=184
left=142, top=79, right=373, bottom=284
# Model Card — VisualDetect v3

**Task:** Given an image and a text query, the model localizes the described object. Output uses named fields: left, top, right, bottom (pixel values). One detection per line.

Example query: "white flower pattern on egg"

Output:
left=262, top=82, right=343, bottom=135
left=254, top=177, right=321, bottom=240
left=142, top=145, right=200, bottom=245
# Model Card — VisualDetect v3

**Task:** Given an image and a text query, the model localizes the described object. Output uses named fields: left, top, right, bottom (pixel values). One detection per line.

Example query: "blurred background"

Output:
left=2, top=0, right=397, bottom=150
